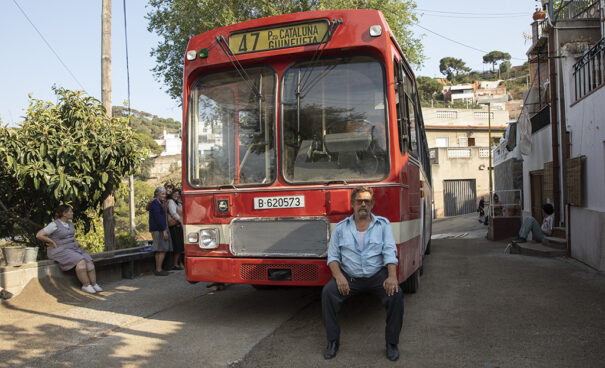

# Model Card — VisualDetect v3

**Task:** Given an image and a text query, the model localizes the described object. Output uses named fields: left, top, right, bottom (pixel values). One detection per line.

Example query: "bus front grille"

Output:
left=240, top=264, right=319, bottom=281
left=230, top=217, right=329, bottom=257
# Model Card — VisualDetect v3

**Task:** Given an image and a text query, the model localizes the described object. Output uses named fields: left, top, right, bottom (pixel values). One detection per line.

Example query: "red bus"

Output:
left=181, top=9, right=432, bottom=292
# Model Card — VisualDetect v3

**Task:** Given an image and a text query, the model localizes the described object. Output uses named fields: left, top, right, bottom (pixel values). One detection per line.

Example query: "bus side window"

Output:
left=394, top=59, right=407, bottom=154
left=406, top=96, right=418, bottom=156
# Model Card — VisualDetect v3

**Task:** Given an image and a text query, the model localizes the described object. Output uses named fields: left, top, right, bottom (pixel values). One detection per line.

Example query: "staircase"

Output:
left=509, top=227, right=568, bottom=257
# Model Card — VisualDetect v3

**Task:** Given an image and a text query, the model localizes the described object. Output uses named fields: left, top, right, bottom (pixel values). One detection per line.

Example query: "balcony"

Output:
left=573, top=37, right=605, bottom=101
left=552, top=0, right=600, bottom=21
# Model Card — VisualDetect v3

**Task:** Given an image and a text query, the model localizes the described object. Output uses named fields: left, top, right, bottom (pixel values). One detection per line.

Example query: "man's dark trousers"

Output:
left=321, top=267, right=404, bottom=344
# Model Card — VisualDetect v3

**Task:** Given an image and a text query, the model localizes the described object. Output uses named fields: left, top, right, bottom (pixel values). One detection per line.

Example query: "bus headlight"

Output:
left=200, top=229, right=218, bottom=249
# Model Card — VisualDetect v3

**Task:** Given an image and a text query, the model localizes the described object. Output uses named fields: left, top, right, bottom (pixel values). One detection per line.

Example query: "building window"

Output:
left=458, top=136, right=468, bottom=147
left=479, top=148, right=490, bottom=158
left=435, top=136, right=449, bottom=147
left=468, top=137, right=475, bottom=146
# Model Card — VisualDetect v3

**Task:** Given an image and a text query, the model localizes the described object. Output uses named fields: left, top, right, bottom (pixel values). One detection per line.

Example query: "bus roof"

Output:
left=184, top=9, right=398, bottom=69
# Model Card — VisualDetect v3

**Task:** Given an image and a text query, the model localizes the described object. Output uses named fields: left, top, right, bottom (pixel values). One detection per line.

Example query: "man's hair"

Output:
left=542, top=203, right=554, bottom=215
left=350, top=186, right=374, bottom=205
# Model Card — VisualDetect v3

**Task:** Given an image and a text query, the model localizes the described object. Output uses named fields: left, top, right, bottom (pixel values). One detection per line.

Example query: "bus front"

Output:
left=182, top=10, right=400, bottom=287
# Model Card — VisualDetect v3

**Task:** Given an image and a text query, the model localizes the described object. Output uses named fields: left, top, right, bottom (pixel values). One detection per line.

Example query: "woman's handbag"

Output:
left=167, top=212, right=179, bottom=227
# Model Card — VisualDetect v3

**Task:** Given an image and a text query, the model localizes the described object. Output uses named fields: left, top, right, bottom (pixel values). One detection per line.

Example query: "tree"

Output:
left=416, top=76, right=442, bottom=102
left=0, top=88, right=147, bottom=244
left=439, top=57, right=471, bottom=83
left=482, top=50, right=511, bottom=73
left=147, top=0, right=423, bottom=102
left=499, top=60, right=512, bottom=78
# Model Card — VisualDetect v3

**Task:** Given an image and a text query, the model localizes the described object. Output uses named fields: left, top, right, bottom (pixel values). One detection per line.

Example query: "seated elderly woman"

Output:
left=36, top=205, right=102, bottom=294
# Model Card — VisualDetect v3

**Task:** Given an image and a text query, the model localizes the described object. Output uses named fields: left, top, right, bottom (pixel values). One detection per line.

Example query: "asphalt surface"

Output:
left=2, top=214, right=604, bottom=368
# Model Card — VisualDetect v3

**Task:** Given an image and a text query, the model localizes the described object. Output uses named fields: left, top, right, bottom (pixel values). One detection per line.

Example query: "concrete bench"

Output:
left=1, top=244, right=156, bottom=298
left=92, top=245, right=155, bottom=279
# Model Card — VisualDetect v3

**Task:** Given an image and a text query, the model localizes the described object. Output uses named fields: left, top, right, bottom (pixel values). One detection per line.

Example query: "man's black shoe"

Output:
left=323, top=341, right=339, bottom=359
left=514, top=236, right=527, bottom=243
left=386, top=343, right=399, bottom=361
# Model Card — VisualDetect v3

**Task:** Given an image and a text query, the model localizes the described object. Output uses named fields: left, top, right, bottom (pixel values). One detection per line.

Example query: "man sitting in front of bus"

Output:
left=322, top=186, right=403, bottom=361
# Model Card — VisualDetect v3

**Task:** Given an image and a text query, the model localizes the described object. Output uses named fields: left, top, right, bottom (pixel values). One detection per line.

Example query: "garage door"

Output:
left=443, top=179, right=477, bottom=216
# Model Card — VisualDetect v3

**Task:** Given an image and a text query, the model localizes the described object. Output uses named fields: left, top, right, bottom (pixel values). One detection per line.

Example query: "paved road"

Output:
left=2, top=214, right=604, bottom=367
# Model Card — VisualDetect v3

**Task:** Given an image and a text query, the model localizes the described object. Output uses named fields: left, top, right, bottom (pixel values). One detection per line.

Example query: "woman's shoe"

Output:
left=92, top=284, right=103, bottom=292
left=82, top=285, right=96, bottom=294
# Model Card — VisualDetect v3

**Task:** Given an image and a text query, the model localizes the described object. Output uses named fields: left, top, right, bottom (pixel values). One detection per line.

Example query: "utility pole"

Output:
left=102, top=0, right=115, bottom=250
left=488, top=102, right=493, bottom=195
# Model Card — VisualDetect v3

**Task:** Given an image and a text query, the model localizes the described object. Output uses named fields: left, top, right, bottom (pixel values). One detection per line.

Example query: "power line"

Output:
left=413, top=22, right=527, bottom=61
left=416, top=9, right=527, bottom=16
left=419, top=13, right=527, bottom=19
left=12, top=0, right=86, bottom=91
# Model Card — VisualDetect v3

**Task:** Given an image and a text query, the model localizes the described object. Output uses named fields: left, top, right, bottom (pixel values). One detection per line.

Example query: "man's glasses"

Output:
left=354, top=199, right=372, bottom=205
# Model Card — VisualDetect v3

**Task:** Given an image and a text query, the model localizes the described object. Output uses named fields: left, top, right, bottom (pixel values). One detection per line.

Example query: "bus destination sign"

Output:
left=229, top=20, right=329, bottom=55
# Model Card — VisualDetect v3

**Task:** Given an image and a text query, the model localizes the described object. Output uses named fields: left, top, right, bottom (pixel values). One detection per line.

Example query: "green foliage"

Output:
left=114, top=180, right=155, bottom=239
left=482, top=50, right=511, bottom=72
left=416, top=76, right=443, bottom=101
left=113, top=106, right=181, bottom=139
left=116, top=231, right=138, bottom=249
left=0, top=88, right=147, bottom=244
left=75, top=219, right=105, bottom=254
left=439, top=57, right=471, bottom=83
left=147, top=0, right=423, bottom=101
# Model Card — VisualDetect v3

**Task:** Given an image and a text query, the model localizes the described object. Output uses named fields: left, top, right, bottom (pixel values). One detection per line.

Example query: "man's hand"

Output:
left=163, top=230, right=169, bottom=240
left=334, top=274, right=350, bottom=296
left=383, top=275, right=399, bottom=296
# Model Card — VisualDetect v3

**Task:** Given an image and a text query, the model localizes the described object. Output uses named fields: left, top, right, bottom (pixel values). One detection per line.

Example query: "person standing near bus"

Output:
left=322, top=186, right=403, bottom=361
left=148, top=186, right=172, bottom=276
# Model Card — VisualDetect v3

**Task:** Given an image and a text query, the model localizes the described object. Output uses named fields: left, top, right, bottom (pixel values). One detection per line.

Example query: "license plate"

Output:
left=254, top=195, right=305, bottom=210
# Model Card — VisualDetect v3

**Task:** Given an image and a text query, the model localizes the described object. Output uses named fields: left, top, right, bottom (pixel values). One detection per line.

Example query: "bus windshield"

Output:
left=188, top=67, right=276, bottom=187
left=282, top=56, right=388, bottom=183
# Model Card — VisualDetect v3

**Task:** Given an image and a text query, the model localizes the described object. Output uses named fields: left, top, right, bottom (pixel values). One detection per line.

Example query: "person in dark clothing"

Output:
left=148, top=186, right=172, bottom=276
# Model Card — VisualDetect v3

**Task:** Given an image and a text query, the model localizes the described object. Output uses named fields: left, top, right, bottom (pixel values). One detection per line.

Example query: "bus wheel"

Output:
left=401, top=269, right=419, bottom=294
left=188, top=281, right=199, bottom=285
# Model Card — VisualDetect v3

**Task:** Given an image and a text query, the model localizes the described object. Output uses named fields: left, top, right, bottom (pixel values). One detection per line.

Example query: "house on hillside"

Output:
left=150, top=130, right=182, bottom=178
left=424, top=107, right=509, bottom=217
left=512, top=0, right=604, bottom=270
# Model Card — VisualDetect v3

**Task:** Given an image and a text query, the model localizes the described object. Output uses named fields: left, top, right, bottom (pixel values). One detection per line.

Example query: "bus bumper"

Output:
left=185, top=257, right=332, bottom=286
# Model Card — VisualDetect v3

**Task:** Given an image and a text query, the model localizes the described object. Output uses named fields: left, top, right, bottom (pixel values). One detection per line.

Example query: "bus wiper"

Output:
left=215, top=35, right=262, bottom=101
left=326, top=180, right=348, bottom=185
left=299, top=18, right=343, bottom=95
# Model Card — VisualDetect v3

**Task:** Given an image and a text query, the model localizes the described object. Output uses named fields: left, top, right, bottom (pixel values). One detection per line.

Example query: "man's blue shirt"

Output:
left=327, top=213, right=398, bottom=278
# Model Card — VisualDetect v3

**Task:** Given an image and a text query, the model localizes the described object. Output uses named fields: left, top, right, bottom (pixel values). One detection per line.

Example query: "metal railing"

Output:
left=552, top=0, right=600, bottom=20
left=573, top=37, right=605, bottom=101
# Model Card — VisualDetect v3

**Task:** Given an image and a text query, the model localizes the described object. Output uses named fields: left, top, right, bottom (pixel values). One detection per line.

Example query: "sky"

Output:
left=0, top=0, right=538, bottom=126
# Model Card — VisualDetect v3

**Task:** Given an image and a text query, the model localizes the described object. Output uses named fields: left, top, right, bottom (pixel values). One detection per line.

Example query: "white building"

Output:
left=155, top=130, right=182, bottom=156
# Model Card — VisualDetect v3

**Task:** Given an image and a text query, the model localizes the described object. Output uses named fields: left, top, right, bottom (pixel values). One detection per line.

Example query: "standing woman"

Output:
left=36, top=205, right=102, bottom=294
left=148, top=186, right=172, bottom=276
left=167, top=189, right=185, bottom=270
